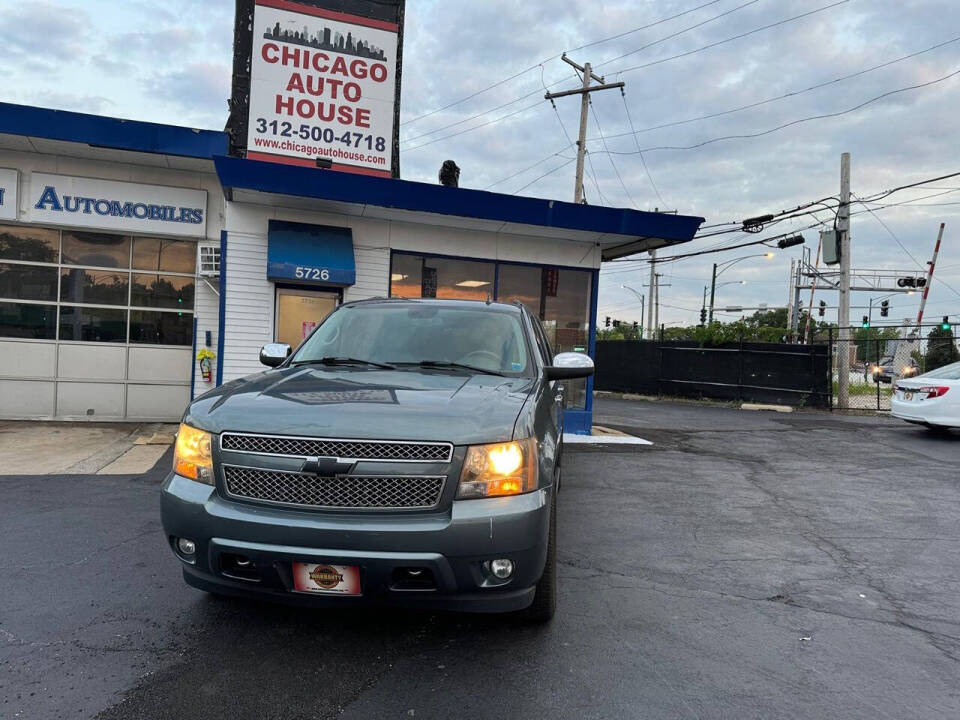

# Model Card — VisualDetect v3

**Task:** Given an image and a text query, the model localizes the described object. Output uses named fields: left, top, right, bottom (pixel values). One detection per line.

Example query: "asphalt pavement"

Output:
left=2, top=399, right=959, bottom=719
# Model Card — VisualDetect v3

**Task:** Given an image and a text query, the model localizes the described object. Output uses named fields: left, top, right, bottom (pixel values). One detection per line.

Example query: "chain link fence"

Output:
left=826, top=323, right=959, bottom=410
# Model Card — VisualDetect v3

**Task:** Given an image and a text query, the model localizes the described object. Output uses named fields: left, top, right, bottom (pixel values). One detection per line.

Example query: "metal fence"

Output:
left=595, top=323, right=959, bottom=412
left=595, top=337, right=831, bottom=408
left=827, top=323, right=959, bottom=411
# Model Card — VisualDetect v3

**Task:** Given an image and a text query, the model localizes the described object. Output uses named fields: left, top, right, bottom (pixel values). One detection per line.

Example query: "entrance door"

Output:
left=275, top=289, right=337, bottom=349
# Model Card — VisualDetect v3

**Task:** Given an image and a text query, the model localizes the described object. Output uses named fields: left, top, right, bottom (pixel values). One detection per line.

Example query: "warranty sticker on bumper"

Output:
left=292, top=563, right=362, bottom=595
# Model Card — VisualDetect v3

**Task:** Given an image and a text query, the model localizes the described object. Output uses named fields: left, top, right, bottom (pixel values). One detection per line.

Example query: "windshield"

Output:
left=918, top=361, right=960, bottom=380
left=291, top=303, right=531, bottom=376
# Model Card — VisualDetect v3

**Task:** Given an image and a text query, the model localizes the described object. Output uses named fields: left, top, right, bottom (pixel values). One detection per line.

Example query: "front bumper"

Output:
left=160, top=473, right=551, bottom=613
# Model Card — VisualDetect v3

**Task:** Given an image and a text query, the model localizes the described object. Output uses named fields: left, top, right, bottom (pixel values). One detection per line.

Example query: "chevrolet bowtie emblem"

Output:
left=300, top=456, right=356, bottom=476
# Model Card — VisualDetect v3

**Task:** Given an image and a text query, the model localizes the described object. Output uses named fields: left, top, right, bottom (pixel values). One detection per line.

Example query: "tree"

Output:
left=925, top=325, right=959, bottom=371
left=853, top=327, right=900, bottom=363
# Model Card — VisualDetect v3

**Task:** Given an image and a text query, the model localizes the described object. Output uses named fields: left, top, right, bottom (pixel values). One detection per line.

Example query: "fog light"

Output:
left=177, top=538, right=196, bottom=556
left=490, top=558, right=514, bottom=579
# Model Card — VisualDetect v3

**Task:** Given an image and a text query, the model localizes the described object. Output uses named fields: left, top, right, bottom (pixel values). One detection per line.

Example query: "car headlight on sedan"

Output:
left=456, top=438, right=538, bottom=499
left=173, top=423, right=214, bottom=485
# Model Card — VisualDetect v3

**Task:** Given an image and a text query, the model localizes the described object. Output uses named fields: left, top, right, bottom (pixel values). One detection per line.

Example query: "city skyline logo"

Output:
left=264, top=20, right=388, bottom=61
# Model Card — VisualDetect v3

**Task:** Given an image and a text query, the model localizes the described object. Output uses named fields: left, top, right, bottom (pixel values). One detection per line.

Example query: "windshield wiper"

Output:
left=392, top=360, right=506, bottom=377
left=293, top=356, right=395, bottom=369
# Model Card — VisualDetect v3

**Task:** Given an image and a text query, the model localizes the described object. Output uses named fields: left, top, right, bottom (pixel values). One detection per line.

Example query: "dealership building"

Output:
left=0, top=101, right=702, bottom=432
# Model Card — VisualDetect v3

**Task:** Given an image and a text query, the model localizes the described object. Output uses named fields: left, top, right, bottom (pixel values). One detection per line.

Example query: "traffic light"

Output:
left=818, top=300, right=826, bottom=317
left=880, top=300, right=889, bottom=317
left=605, top=316, right=611, bottom=328
left=861, top=315, right=870, bottom=329
left=633, top=321, right=638, bottom=328
left=942, top=316, right=952, bottom=331
left=897, top=276, right=926, bottom=288
left=776, top=234, right=805, bottom=249
left=699, top=307, right=707, bottom=325
left=612, top=319, right=620, bottom=328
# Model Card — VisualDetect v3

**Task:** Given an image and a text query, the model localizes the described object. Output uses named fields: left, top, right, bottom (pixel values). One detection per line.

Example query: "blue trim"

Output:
left=216, top=231, right=227, bottom=387
left=190, top=317, right=198, bottom=401
left=214, top=156, right=704, bottom=242
left=0, top=102, right=227, bottom=159
left=563, top=410, right=592, bottom=436
left=267, top=220, right=356, bottom=286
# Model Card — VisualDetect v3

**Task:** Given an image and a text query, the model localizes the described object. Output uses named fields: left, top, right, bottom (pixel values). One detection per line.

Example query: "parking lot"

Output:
left=2, top=397, right=959, bottom=720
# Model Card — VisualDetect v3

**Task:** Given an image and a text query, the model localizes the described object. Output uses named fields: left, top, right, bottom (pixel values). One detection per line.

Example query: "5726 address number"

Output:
left=295, top=266, right=330, bottom=281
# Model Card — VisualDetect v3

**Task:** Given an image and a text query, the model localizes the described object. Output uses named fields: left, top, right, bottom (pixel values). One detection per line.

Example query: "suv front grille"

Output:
left=220, top=433, right=453, bottom=463
left=223, top=466, right=446, bottom=509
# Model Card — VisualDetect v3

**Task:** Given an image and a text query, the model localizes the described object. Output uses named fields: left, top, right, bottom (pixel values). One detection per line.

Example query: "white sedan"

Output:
left=891, top=361, right=960, bottom=429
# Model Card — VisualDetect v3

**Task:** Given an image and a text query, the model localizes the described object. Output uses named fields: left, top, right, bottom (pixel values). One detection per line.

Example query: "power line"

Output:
left=590, top=99, right=637, bottom=209
left=852, top=192, right=960, bottom=300
left=609, top=0, right=851, bottom=78
left=594, top=0, right=760, bottom=71
left=591, top=35, right=960, bottom=143
left=399, top=0, right=730, bottom=130
left=512, top=157, right=577, bottom=195
left=620, top=90, right=665, bottom=207
left=403, top=98, right=546, bottom=152
left=483, top=145, right=575, bottom=191
left=596, top=68, right=960, bottom=157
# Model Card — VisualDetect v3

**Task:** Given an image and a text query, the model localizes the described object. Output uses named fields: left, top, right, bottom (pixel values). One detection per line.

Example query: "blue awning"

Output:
left=267, top=220, right=356, bottom=286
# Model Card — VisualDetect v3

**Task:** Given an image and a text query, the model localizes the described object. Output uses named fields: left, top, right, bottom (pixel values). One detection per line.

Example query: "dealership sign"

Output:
left=231, top=0, right=405, bottom=178
left=29, top=173, right=208, bottom=238
left=0, top=168, right=17, bottom=221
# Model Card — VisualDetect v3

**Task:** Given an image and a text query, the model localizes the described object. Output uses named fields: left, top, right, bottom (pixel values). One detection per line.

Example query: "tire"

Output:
left=524, top=490, right=557, bottom=622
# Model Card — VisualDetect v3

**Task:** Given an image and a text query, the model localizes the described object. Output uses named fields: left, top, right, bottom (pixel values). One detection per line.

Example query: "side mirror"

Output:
left=259, top=343, right=292, bottom=367
left=545, top=352, right=594, bottom=380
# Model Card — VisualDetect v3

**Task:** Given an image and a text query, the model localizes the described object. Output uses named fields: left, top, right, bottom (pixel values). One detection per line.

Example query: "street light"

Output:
left=620, top=285, right=644, bottom=338
left=709, top=254, right=772, bottom=322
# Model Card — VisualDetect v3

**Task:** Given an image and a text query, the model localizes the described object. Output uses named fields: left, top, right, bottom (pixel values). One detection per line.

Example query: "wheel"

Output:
left=524, top=490, right=557, bottom=622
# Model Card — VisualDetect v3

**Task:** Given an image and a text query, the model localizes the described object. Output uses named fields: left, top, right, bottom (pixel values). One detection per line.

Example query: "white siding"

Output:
left=344, top=244, right=389, bottom=301
left=192, top=274, right=221, bottom=397
left=221, top=230, right=274, bottom=383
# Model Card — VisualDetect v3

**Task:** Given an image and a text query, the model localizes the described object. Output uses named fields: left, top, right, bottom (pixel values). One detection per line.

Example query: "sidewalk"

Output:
left=0, top=421, right=177, bottom=475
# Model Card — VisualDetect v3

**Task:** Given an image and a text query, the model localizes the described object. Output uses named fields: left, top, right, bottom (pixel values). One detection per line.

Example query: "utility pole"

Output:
left=837, top=152, right=851, bottom=408
left=708, top=263, right=718, bottom=323
left=653, top=273, right=661, bottom=333
left=646, top=249, right=657, bottom=336
left=786, top=258, right=795, bottom=333
left=545, top=53, right=625, bottom=204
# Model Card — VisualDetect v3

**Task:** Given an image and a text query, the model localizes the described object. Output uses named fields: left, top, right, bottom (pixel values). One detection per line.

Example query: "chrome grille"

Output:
left=220, top=433, right=452, bottom=463
left=223, top=466, right=445, bottom=509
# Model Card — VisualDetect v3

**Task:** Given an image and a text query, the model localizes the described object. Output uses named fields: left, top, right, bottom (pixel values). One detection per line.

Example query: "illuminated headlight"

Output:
left=173, top=423, right=214, bottom=485
left=457, top=438, right=538, bottom=499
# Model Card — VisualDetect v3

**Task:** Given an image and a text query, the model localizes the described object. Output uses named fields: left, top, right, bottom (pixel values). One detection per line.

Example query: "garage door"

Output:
left=0, top=224, right=194, bottom=420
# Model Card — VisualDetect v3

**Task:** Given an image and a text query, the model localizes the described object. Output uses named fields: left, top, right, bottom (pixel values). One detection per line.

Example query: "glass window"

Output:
left=59, top=306, right=127, bottom=342
left=129, top=310, right=192, bottom=346
left=0, top=224, right=59, bottom=263
left=61, top=231, right=131, bottom=268
left=131, top=274, right=195, bottom=310
left=544, top=269, right=592, bottom=409
left=294, top=304, right=531, bottom=376
left=389, top=254, right=495, bottom=301
left=389, top=253, right=422, bottom=298
left=0, top=301, right=57, bottom=339
left=132, top=237, right=196, bottom=273
left=0, top=263, right=58, bottom=301
left=59, top=268, right=129, bottom=305
left=497, top=264, right=542, bottom=316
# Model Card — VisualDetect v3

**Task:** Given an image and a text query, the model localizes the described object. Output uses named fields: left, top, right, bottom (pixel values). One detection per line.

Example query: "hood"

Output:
left=185, top=366, right=535, bottom=445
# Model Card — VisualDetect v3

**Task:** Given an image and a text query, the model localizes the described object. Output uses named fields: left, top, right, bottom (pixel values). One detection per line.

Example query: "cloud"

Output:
left=0, top=1, right=88, bottom=65
left=141, top=61, right=231, bottom=123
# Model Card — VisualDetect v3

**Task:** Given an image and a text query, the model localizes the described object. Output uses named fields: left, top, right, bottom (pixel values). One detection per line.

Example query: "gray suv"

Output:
left=161, top=298, right=594, bottom=621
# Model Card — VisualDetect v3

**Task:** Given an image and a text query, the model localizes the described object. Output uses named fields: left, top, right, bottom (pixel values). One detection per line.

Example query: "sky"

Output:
left=1, top=0, right=959, bottom=328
